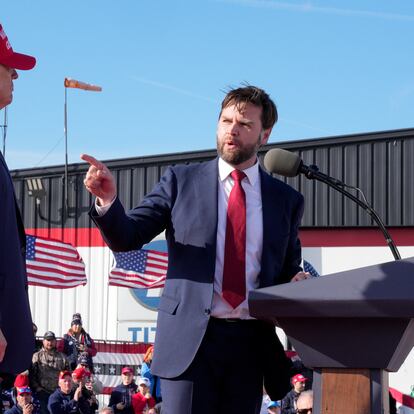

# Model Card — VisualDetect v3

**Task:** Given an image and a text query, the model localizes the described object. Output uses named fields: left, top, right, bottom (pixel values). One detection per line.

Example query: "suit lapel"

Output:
left=192, top=158, right=219, bottom=249
left=259, top=167, right=286, bottom=287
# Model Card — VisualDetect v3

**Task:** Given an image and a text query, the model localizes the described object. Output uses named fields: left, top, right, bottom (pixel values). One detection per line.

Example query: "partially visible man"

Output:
left=75, top=354, right=103, bottom=395
left=108, top=367, right=137, bottom=414
left=48, top=371, right=88, bottom=414
left=4, top=386, right=33, bottom=414
left=71, top=368, right=98, bottom=414
left=295, top=390, right=312, bottom=414
left=281, top=374, right=308, bottom=414
left=30, top=332, right=69, bottom=414
left=0, top=22, right=36, bottom=374
left=82, top=85, right=308, bottom=414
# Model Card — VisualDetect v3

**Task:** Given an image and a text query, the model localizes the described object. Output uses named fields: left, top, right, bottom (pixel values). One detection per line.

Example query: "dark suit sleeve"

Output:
left=90, top=166, right=176, bottom=252
left=279, top=192, right=304, bottom=283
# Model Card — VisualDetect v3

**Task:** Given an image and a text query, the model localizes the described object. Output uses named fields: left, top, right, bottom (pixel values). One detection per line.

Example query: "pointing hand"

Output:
left=81, top=154, right=117, bottom=206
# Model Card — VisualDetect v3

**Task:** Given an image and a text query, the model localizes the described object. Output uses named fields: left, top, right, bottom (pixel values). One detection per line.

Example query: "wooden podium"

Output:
left=249, top=257, right=414, bottom=414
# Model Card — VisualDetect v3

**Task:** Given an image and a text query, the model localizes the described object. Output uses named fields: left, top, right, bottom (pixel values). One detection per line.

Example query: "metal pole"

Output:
left=64, top=87, right=68, bottom=221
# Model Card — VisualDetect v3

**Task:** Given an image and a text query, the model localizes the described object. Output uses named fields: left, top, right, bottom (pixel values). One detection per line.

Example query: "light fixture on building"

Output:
left=26, top=178, right=46, bottom=199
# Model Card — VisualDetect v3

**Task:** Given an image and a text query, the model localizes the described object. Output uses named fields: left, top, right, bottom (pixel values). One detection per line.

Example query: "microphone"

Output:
left=263, top=148, right=401, bottom=261
left=264, top=148, right=345, bottom=186
left=264, top=148, right=302, bottom=177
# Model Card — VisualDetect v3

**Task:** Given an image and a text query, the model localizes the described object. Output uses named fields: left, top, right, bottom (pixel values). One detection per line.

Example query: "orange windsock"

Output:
left=64, top=78, right=102, bottom=92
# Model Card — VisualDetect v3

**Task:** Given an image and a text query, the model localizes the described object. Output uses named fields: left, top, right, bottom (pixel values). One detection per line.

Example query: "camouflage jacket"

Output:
left=30, top=348, right=69, bottom=394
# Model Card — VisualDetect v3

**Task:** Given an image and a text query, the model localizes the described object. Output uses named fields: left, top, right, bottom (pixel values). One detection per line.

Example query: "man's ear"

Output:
left=260, top=128, right=272, bottom=145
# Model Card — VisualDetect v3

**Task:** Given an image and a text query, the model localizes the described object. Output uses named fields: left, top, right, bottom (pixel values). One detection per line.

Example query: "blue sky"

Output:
left=2, top=0, right=414, bottom=170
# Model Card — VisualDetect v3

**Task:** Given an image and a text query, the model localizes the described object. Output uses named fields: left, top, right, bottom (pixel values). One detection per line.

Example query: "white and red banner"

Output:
left=93, top=342, right=151, bottom=394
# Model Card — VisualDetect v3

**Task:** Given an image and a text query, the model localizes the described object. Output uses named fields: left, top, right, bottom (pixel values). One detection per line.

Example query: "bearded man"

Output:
left=82, top=85, right=308, bottom=414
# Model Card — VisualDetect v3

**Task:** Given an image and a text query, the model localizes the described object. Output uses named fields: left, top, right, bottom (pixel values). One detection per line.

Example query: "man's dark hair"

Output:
left=220, top=85, right=278, bottom=129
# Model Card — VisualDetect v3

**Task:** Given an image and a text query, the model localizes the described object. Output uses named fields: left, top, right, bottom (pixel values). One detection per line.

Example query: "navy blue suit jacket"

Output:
left=91, top=158, right=304, bottom=378
left=0, top=153, right=34, bottom=374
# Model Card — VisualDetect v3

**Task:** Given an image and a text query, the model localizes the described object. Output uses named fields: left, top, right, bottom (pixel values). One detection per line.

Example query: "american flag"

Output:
left=303, top=259, right=320, bottom=278
left=109, top=249, right=168, bottom=289
left=26, top=235, right=87, bottom=289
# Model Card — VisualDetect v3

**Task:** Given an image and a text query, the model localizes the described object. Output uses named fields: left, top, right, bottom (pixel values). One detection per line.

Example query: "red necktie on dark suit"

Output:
left=222, top=170, right=247, bottom=308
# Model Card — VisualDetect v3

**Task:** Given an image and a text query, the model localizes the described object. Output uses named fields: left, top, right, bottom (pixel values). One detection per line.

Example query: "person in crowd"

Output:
left=100, top=409, right=113, bottom=414
left=71, top=368, right=98, bottom=414
left=108, top=367, right=137, bottom=414
left=140, top=347, right=160, bottom=404
left=62, top=314, right=97, bottom=371
left=30, top=332, right=69, bottom=414
left=75, top=355, right=102, bottom=395
left=10, top=375, right=39, bottom=414
left=281, top=374, right=308, bottom=414
left=131, top=378, right=155, bottom=414
left=47, top=371, right=89, bottom=414
left=4, top=385, right=33, bottom=414
left=0, top=22, right=36, bottom=375
left=82, top=84, right=308, bottom=414
left=295, top=390, right=312, bottom=414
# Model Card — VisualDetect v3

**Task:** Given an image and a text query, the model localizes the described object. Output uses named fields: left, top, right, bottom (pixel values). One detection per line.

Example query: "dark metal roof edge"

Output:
left=11, top=127, right=414, bottom=179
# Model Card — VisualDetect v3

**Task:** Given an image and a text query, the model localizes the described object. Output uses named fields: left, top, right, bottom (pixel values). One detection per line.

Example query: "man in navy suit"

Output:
left=82, top=85, right=309, bottom=414
left=0, top=23, right=36, bottom=374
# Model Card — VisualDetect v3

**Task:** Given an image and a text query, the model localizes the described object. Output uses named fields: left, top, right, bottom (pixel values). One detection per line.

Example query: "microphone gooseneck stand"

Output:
left=301, top=163, right=401, bottom=261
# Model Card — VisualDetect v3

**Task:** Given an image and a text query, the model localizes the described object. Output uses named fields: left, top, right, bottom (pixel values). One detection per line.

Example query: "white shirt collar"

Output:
left=218, top=157, right=260, bottom=186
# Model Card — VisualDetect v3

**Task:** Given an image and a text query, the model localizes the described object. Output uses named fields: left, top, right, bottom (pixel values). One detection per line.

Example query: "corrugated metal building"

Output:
left=11, top=126, right=414, bottom=230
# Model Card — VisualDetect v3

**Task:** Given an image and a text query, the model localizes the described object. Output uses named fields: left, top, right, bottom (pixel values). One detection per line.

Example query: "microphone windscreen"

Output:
left=264, top=148, right=302, bottom=177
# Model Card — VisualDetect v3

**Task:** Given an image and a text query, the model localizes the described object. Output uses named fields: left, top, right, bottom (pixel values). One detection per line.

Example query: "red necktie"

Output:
left=222, top=170, right=246, bottom=308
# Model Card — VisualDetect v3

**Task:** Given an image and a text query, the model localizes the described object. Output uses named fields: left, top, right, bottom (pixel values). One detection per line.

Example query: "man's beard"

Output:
left=217, top=132, right=262, bottom=166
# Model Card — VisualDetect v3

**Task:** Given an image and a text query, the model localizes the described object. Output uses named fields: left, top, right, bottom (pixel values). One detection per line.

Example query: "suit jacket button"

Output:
left=204, top=308, right=211, bottom=315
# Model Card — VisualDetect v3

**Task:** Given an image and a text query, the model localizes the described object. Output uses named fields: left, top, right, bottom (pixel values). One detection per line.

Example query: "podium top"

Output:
left=249, top=256, right=414, bottom=318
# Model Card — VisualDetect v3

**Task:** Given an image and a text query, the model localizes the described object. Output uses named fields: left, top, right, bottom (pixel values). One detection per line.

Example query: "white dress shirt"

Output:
left=211, top=158, right=263, bottom=319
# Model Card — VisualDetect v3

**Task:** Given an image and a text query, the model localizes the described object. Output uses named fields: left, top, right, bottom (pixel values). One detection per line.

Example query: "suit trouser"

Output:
left=160, top=317, right=277, bottom=414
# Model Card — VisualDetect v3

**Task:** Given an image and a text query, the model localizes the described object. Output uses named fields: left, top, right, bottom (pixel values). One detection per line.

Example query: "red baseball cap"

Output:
left=0, top=23, right=36, bottom=70
left=292, top=374, right=308, bottom=384
left=14, top=374, right=30, bottom=388
left=121, top=367, right=134, bottom=375
left=72, top=367, right=91, bottom=380
left=59, top=370, right=72, bottom=380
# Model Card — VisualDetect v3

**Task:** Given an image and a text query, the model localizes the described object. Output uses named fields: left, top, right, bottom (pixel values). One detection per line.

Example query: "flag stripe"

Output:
left=36, top=239, right=82, bottom=255
left=110, top=270, right=165, bottom=282
left=27, top=261, right=86, bottom=276
left=34, top=254, right=86, bottom=269
left=27, top=266, right=87, bottom=281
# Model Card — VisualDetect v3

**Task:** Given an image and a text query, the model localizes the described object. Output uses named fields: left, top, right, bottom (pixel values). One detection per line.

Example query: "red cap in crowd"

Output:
left=73, top=367, right=91, bottom=380
left=0, top=24, right=36, bottom=70
left=14, top=374, right=30, bottom=388
left=121, top=367, right=134, bottom=375
left=59, top=370, right=72, bottom=380
left=292, top=374, right=308, bottom=384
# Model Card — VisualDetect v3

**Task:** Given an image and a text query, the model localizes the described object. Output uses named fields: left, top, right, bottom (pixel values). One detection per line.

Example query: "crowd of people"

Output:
left=1, top=312, right=316, bottom=414
left=0, top=310, right=318, bottom=414
left=0, top=314, right=161, bottom=414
